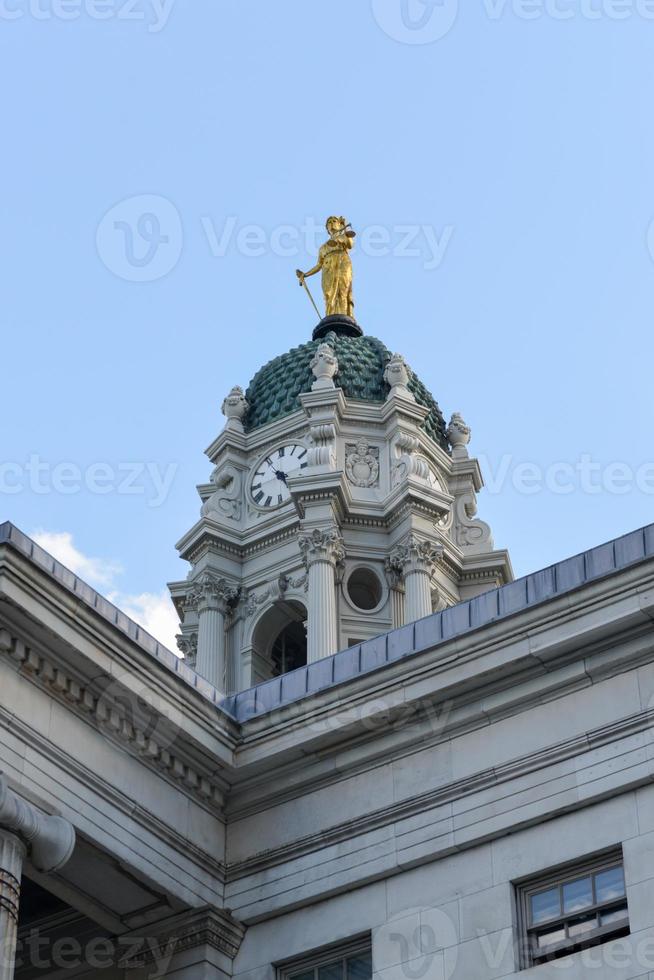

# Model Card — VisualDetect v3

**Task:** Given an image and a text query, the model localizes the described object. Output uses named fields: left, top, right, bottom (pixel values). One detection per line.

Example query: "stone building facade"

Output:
left=1, top=316, right=654, bottom=979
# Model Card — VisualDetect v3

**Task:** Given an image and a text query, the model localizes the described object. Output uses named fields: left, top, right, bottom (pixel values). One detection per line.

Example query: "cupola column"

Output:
left=187, top=574, right=239, bottom=693
left=388, top=535, right=443, bottom=624
left=298, top=527, right=345, bottom=662
left=0, top=776, right=75, bottom=980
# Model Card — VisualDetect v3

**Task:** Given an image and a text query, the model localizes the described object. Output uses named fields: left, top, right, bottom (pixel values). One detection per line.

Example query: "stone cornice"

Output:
left=204, top=408, right=308, bottom=462
left=230, top=559, right=654, bottom=772
left=0, top=626, right=232, bottom=812
left=226, top=703, right=654, bottom=883
left=0, top=703, right=227, bottom=884
left=123, top=906, right=246, bottom=966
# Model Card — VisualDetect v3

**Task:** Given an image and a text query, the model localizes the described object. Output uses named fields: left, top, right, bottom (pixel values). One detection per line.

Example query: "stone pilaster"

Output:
left=186, top=574, right=239, bottom=693
left=388, top=534, right=443, bottom=624
left=298, top=527, right=345, bottom=662
left=384, top=559, right=406, bottom=630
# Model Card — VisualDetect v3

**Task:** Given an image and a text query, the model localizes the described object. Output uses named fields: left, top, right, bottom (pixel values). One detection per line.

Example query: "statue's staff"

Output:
left=295, top=268, right=322, bottom=318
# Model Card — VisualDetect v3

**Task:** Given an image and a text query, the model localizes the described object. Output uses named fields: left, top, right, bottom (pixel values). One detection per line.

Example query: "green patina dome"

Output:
left=244, top=331, right=448, bottom=450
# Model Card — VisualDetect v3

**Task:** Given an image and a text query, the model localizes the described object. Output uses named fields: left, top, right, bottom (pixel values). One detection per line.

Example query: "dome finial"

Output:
left=296, top=215, right=363, bottom=340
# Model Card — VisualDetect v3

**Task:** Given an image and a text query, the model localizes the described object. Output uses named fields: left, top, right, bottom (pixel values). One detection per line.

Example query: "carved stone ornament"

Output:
left=387, top=533, right=443, bottom=577
left=185, top=573, right=239, bottom=614
left=176, top=632, right=198, bottom=668
left=310, top=343, right=339, bottom=390
left=221, top=385, right=249, bottom=430
left=391, top=432, right=429, bottom=488
left=454, top=491, right=493, bottom=551
left=384, top=555, right=405, bottom=591
left=345, top=438, right=380, bottom=488
left=307, top=422, right=337, bottom=468
left=241, top=572, right=308, bottom=619
left=123, top=907, right=246, bottom=968
left=202, top=463, right=242, bottom=522
left=384, top=353, right=414, bottom=399
left=446, top=412, right=471, bottom=458
left=298, top=527, right=346, bottom=570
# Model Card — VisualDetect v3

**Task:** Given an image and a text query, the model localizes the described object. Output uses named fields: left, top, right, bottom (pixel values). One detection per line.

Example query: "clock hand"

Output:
left=274, top=470, right=288, bottom=484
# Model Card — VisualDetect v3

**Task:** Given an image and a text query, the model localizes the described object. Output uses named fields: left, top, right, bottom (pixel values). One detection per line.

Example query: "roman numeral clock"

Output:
left=249, top=445, right=308, bottom=509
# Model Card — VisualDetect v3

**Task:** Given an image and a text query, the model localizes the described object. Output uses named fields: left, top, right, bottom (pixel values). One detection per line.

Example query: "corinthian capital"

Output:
left=388, top=534, right=443, bottom=577
left=186, top=572, right=239, bottom=614
left=298, top=527, right=345, bottom=569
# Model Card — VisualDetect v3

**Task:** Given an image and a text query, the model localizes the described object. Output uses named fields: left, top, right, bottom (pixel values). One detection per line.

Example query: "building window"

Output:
left=516, top=850, right=629, bottom=968
left=280, top=939, right=372, bottom=980
left=271, top=619, right=307, bottom=676
left=346, top=567, right=383, bottom=611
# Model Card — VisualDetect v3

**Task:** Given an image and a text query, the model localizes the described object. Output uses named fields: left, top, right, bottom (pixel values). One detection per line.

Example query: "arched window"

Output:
left=271, top=619, right=307, bottom=676
left=251, top=600, right=307, bottom=681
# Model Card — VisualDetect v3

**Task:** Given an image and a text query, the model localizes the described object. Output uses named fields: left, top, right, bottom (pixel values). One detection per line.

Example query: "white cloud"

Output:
left=32, top=529, right=179, bottom=653
left=107, top=589, right=180, bottom=654
left=32, top=530, right=122, bottom=588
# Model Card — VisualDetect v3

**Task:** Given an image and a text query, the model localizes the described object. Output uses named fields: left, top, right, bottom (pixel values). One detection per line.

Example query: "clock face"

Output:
left=418, top=457, right=443, bottom=493
left=427, top=466, right=443, bottom=492
left=249, top=444, right=308, bottom=509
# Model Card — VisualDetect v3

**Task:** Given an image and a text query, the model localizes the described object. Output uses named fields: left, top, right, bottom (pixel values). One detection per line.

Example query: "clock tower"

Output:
left=169, top=313, right=512, bottom=696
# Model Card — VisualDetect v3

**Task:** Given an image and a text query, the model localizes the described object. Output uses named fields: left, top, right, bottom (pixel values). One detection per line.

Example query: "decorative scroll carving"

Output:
left=298, top=527, right=345, bottom=570
left=391, top=432, right=430, bottom=488
left=202, top=463, right=242, bottom=522
left=454, top=492, right=493, bottom=550
left=310, top=343, right=339, bottom=390
left=307, top=422, right=337, bottom=468
left=345, top=438, right=380, bottom=488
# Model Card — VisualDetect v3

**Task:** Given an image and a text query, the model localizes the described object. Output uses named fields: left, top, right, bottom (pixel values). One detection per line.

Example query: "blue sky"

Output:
left=2, top=1, right=654, bottom=648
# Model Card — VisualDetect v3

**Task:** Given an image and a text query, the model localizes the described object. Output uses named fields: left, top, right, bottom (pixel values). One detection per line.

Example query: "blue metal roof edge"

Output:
left=0, top=521, right=225, bottom=710
left=3, top=521, right=654, bottom=727
left=222, top=523, right=654, bottom=723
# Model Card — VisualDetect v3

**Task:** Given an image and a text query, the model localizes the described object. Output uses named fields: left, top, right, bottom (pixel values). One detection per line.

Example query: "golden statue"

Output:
left=296, top=216, right=356, bottom=319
